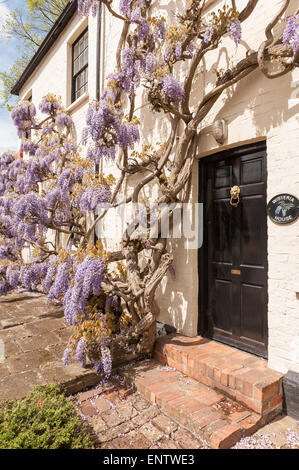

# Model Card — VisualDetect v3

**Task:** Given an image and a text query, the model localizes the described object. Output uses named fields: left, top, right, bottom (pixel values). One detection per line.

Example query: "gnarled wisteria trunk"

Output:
left=0, top=0, right=298, bottom=380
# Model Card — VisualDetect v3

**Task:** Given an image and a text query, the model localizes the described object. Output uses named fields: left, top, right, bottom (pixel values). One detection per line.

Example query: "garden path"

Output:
left=0, top=291, right=298, bottom=449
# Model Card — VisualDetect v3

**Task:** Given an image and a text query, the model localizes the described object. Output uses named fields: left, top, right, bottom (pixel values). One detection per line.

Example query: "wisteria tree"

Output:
left=0, top=0, right=298, bottom=379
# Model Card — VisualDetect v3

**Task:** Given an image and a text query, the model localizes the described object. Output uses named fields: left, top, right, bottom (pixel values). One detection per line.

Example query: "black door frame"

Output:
left=198, top=140, right=268, bottom=358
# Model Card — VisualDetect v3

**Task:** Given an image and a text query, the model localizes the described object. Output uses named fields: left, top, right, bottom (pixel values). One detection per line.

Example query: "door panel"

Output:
left=240, top=195, right=264, bottom=266
left=213, top=199, right=232, bottom=262
left=214, top=279, right=233, bottom=334
left=240, top=283, right=265, bottom=344
left=200, top=142, right=268, bottom=357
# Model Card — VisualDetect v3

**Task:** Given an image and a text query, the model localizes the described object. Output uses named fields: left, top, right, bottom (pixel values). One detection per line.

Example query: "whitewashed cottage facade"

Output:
left=11, top=0, right=299, bottom=412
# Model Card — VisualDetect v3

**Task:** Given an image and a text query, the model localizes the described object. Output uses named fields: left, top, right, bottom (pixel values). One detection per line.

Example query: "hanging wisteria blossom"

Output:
left=283, top=14, right=299, bottom=53
left=227, top=18, right=242, bottom=45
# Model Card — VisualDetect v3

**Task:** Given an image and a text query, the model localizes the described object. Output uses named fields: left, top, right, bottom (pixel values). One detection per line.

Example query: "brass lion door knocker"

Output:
left=230, top=186, right=240, bottom=207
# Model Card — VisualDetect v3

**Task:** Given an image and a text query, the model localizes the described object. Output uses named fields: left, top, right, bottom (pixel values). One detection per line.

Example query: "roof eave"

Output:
left=11, top=1, right=78, bottom=96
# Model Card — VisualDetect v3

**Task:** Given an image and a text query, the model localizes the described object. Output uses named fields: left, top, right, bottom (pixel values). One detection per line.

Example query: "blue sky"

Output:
left=0, top=0, right=27, bottom=154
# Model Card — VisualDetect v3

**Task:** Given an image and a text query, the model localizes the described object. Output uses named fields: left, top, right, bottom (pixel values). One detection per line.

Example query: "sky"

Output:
left=0, top=0, right=26, bottom=154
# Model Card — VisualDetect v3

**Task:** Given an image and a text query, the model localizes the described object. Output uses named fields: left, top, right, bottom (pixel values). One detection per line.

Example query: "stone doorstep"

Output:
left=154, top=334, right=283, bottom=419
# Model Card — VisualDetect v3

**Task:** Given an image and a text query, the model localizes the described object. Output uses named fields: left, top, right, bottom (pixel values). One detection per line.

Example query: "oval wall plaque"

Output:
left=267, top=194, right=299, bottom=224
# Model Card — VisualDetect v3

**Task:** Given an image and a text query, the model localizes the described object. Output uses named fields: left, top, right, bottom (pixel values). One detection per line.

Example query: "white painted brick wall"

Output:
left=18, top=1, right=298, bottom=374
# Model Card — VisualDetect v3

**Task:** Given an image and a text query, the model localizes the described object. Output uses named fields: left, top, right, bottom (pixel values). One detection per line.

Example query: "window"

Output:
left=25, top=95, right=32, bottom=140
left=72, top=29, right=88, bottom=102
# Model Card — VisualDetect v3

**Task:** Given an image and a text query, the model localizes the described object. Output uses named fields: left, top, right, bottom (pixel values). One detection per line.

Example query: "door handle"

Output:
left=230, top=186, right=240, bottom=207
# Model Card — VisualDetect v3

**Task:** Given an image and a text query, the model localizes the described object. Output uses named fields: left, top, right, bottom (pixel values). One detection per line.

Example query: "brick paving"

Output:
left=0, top=291, right=99, bottom=400
left=71, top=377, right=207, bottom=449
left=0, top=291, right=298, bottom=449
left=71, top=376, right=299, bottom=449
left=120, top=359, right=263, bottom=448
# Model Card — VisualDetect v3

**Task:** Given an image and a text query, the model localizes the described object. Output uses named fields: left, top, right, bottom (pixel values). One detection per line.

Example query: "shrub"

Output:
left=0, top=384, right=95, bottom=449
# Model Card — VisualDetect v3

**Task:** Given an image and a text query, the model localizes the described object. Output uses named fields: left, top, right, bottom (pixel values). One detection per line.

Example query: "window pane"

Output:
left=73, top=42, right=79, bottom=60
left=78, top=53, right=83, bottom=70
left=84, top=68, right=88, bottom=86
left=83, top=31, right=88, bottom=46
left=79, top=37, right=84, bottom=54
left=73, top=57, right=78, bottom=74
left=72, top=29, right=88, bottom=103
left=83, top=49, right=88, bottom=66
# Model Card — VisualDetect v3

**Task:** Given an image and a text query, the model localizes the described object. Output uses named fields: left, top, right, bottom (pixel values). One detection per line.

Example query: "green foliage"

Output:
left=27, top=0, right=69, bottom=29
left=0, top=0, right=68, bottom=108
left=0, top=384, right=96, bottom=449
left=0, top=53, right=32, bottom=110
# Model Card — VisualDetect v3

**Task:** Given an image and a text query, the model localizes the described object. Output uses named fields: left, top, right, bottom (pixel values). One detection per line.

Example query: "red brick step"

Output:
left=154, top=334, right=283, bottom=420
left=121, top=359, right=263, bottom=449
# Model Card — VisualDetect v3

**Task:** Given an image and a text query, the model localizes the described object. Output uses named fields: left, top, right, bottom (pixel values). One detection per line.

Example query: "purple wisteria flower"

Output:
left=101, top=345, right=112, bottom=378
left=119, top=0, right=131, bottom=18
left=145, top=52, right=156, bottom=74
left=162, top=76, right=185, bottom=104
left=6, top=268, right=19, bottom=289
left=42, top=261, right=58, bottom=293
left=168, top=264, right=176, bottom=280
left=63, top=256, right=105, bottom=325
left=19, top=264, right=44, bottom=291
left=11, top=101, right=36, bottom=138
left=76, top=0, right=98, bottom=17
left=137, top=18, right=149, bottom=41
left=55, top=113, right=73, bottom=129
left=227, top=19, right=242, bottom=45
left=62, top=347, right=72, bottom=366
left=75, top=337, right=87, bottom=367
left=39, top=95, right=61, bottom=114
left=153, top=20, right=166, bottom=42
left=130, top=7, right=141, bottom=22
left=186, top=41, right=194, bottom=57
left=283, top=14, right=299, bottom=53
left=204, top=25, right=215, bottom=44
left=79, top=185, right=112, bottom=212
left=14, top=193, right=49, bottom=227
left=117, top=122, right=140, bottom=149
left=121, top=47, right=141, bottom=93
left=87, top=145, right=116, bottom=162
left=48, top=261, right=71, bottom=301
left=175, top=42, right=183, bottom=59
left=20, top=140, right=39, bottom=157
left=83, top=72, right=140, bottom=157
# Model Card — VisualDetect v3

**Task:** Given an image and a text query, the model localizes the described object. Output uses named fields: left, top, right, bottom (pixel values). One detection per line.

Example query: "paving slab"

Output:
left=233, top=415, right=299, bottom=449
left=0, top=290, right=100, bottom=401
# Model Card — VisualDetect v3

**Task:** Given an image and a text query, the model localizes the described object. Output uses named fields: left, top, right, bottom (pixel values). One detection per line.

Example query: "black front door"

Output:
left=199, top=141, right=268, bottom=357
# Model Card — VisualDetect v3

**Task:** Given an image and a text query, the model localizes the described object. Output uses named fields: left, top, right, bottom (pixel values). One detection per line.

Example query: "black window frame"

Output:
left=71, top=28, right=88, bottom=103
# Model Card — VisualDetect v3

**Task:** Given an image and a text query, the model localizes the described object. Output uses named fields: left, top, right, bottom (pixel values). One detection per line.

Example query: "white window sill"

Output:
left=66, top=92, right=89, bottom=114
